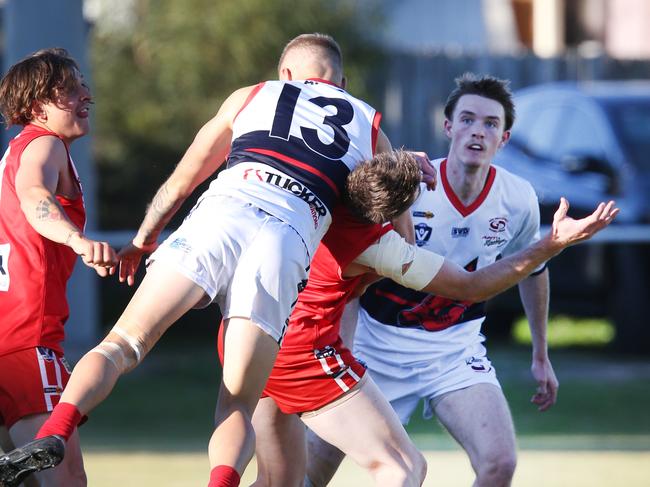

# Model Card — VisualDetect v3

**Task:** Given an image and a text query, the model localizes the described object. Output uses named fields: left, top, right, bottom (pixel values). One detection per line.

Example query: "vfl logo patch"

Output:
left=489, top=217, right=508, bottom=232
left=465, top=356, right=492, bottom=373
left=414, top=223, right=433, bottom=247
left=451, top=227, right=469, bottom=238
left=413, top=210, right=434, bottom=219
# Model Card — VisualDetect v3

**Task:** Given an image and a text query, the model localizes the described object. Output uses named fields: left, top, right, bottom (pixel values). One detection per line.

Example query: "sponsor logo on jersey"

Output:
left=170, top=237, right=192, bottom=253
left=465, top=356, right=492, bottom=373
left=244, top=168, right=327, bottom=222
left=489, top=217, right=508, bottom=232
left=413, top=210, right=434, bottom=219
left=414, top=223, right=433, bottom=247
left=482, top=235, right=508, bottom=247
left=451, top=227, right=470, bottom=238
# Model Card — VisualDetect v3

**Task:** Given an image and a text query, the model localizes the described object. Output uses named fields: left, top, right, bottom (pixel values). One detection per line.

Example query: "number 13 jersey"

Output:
left=207, top=79, right=381, bottom=255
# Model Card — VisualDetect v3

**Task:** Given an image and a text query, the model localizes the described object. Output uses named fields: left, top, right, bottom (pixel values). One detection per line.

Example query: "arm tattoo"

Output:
left=35, top=196, right=64, bottom=222
left=139, top=182, right=184, bottom=244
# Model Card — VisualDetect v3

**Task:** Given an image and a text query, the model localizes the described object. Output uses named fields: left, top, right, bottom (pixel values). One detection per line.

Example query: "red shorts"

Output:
left=0, top=347, right=72, bottom=429
left=263, top=337, right=366, bottom=415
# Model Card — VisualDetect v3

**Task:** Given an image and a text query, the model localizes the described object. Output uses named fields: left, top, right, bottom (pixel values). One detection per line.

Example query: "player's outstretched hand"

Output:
left=117, top=239, right=158, bottom=286
left=545, top=197, right=619, bottom=252
left=68, top=233, right=118, bottom=277
left=408, top=151, right=437, bottom=190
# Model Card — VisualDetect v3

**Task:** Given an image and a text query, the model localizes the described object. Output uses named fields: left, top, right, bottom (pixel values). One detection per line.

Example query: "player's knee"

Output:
left=88, top=327, right=147, bottom=375
left=477, top=449, right=516, bottom=485
left=410, top=449, right=427, bottom=484
left=369, top=448, right=427, bottom=487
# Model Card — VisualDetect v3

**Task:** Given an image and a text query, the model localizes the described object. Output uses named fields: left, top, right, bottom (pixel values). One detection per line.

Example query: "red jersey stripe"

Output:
left=246, top=148, right=340, bottom=196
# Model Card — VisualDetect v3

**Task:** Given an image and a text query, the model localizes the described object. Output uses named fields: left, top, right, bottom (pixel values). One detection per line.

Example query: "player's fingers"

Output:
left=101, top=242, right=118, bottom=266
left=94, top=264, right=108, bottom=277
left=590, top=201, right=607, bottom=221
left=553, top=197, right=569, bottom=222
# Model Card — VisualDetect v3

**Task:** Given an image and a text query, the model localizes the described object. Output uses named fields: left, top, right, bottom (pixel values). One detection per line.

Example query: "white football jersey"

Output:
left=205, top=79, right=380, bottom=255
left=357, top=157, right=542, bottom=360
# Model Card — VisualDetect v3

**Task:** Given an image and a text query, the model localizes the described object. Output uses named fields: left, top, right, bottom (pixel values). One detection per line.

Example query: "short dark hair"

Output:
left=443, top=73, right=515, bottom=131
left=345, top=149, right=421, bottom=224
left=278, top=33, right=343, bottom=75
left=0, top=48, right=82, bottom=127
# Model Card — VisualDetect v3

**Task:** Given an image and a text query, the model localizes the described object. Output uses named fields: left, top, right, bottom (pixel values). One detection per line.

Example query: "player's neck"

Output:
left=445, top=158, right=492, bottom=206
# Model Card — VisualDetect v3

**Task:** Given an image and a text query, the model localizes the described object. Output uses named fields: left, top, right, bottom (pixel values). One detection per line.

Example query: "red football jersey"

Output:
left=263, top=205, right=391, bottom=413
left=0, top=124, right=86, bottom=356
left=281, top=205, right=391, bottom=350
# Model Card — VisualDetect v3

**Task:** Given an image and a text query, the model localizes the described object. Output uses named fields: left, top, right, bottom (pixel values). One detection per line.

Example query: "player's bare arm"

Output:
left=348, top=198, right=618, bottom=302
left=423, top=198, right=618, bottom=301
left=519, top=269, right=558, bottom=412
left=15, top=136, right=117, bottom=276
left=119, top=85, right=256, bottom=284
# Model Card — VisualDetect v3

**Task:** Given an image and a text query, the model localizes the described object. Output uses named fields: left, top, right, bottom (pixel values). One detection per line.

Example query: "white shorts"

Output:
left=353, top=318, right=500, bottom=425
left=149, top=195, right=310, bottom=343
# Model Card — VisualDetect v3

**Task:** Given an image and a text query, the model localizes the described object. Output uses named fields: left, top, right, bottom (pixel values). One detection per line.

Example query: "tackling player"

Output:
left=0, top=34, right=432, bottom=487
left=245, top=148, right=617, bottom=486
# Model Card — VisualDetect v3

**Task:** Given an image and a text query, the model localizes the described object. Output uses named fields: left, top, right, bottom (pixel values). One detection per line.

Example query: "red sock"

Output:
left=35, top=402, right=82, bottom=441
left=207, top=465, right=240, bottom=487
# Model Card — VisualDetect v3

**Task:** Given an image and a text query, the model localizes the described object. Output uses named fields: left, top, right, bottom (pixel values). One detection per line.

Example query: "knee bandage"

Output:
left=89, top=326, right=146, bottom=373
left=355, top=231, right=444, bottom=290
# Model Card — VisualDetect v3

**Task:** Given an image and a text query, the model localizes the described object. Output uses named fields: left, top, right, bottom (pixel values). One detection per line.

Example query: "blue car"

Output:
left=490, top=81, right=650, bottom=352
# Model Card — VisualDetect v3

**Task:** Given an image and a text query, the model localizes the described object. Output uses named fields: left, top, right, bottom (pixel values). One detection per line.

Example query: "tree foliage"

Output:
left=90, top=0, right=384, bottom=228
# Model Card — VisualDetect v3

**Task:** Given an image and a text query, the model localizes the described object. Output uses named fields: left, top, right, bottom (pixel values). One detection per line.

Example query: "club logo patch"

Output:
left=489, top=217, right=508, bottom=232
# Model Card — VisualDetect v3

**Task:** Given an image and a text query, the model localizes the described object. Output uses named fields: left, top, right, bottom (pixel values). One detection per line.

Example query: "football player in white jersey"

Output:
left=0, top=33, right=434, bottom=487
left=304, top=73, right=562, bottom=487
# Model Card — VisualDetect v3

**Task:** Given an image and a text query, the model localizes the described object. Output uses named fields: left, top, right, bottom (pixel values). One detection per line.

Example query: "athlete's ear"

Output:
left=499, top=130, right=511, bottom=148
left=280, top=67, right=293, bottom=81
left=31, top=101, right=47, bottom=122
left=443, top=118, right=453, bottom=139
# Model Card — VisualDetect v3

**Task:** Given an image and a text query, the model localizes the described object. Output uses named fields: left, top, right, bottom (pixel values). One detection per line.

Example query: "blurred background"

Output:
left=2, top=0, right=649, bottom=485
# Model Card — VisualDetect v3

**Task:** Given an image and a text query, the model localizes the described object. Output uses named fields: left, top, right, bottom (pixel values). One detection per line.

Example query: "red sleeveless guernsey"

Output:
left=0, top=124, right=86, bottom=356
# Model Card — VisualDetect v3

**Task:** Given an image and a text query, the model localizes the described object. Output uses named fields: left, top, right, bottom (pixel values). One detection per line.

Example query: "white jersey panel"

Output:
left=357, top=157, right=543, bottom=354
left=205, top=79, right=378, bottom=255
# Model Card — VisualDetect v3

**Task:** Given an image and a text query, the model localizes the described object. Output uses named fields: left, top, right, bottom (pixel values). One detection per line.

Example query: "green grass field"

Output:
left=82, top=449, right=650, bottom=486
left=5, top=321, right=647, bottom=486
left=60, top=324, right=649, bottom=486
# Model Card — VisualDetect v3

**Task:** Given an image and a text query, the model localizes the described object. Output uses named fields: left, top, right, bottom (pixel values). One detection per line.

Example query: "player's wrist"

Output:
left=64, top=230, right=83, bottom=248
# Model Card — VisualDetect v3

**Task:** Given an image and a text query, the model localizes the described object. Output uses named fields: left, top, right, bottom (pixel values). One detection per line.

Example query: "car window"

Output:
left=514, top=104, right=564, bottom=159
left=555, top=107, right=607, bottom=159
left=604, top=101, right=650, bottom=171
